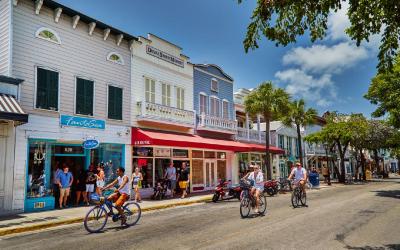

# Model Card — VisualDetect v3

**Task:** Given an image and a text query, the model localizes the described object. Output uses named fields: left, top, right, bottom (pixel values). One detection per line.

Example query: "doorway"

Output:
left=204, top=159, right=217, bottom=189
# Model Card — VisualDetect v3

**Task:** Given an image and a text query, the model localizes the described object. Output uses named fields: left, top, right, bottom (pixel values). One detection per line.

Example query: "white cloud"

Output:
left=275, top=69, right=336, bottom=107
left=327, top=1, right=350, bottom=41
left=282, top=42, right=369, bottom=74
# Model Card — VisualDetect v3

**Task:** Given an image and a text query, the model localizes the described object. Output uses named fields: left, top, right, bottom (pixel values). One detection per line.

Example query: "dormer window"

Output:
left=35, top=27, right=61, bottom=44
left=107, top=52, right=124, bottom=65
left=211, top=78, right=218, bottom=92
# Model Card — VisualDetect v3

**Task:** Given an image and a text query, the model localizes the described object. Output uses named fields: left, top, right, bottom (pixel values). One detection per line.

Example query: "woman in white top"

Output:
left=131, top=167, right=143, bottom=202
left=244, top=165, right=264, bottom=213
left=96, top=164, right=105, bottom=195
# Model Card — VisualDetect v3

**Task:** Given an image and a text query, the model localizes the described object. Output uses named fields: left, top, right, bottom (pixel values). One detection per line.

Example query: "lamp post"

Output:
left=323, top=143, right=332, bottom=185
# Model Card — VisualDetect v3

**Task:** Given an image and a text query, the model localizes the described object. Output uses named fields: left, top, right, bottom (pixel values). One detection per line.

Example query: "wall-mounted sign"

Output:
left=83, top=139, right=99, bottom=149
left=134, top=140, right=151, bottom=146
left=60, top=115, right=105, bottom=130
left=154, top=148, right=171, bottom=157
left=54, top=145, right=84, bottom=155
left=173, top=149, right=188, bottom=158
left=146, top=45, right=184, bottom=68
left=34, top=202, right=45, bottom=209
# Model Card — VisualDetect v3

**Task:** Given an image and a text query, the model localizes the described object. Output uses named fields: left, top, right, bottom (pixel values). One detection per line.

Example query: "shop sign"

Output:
left=54, top=145, right=84, bottom=155
left=83, top=139, right=99, bottom=149
left=134, top=140, right=151, bottom=145
left=146, top=45, right=184, bottom=68
left=60, top=115, right=105, bottom=130
left=34, top=202, right=45, bottom=209
left=154, top=147, right=171, bottom=157
left=173, top=149, right=188, bottom=158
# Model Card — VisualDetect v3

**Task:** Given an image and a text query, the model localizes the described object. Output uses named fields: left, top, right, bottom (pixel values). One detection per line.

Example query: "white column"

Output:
left=232, top=153, right=239, bottom=184
left=245, top=113, right=250, bottom=140
left=257, top=114, right=261, bottom=143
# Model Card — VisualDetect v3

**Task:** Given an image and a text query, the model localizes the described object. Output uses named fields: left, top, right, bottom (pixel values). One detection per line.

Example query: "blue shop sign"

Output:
left=60, top=115, right=105, bottom=130
left=83, top=139, right=100, bottom=149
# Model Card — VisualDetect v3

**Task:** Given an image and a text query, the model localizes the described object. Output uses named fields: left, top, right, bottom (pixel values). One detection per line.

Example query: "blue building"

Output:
left=193, top=64, right=236, bottom=138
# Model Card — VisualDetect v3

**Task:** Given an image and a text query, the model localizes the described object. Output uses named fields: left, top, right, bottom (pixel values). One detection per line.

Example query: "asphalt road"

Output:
left=1, top=179, right=399, bottom=250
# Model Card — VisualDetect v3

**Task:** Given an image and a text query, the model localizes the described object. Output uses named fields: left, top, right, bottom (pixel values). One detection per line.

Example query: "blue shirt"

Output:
left=57, top=171, right=73, bottom=188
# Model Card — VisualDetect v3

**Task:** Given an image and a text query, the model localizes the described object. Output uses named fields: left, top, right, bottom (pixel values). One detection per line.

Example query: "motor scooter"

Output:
left=264, top=179, right=279, bottom=196
left=212, top=179, right=242, bottom=202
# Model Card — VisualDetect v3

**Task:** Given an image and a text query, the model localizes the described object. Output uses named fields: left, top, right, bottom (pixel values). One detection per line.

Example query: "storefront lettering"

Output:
left=146, top=45, right=184, bottom=68
left=134, top=140, right=150, bottom=145
left=60, top=115, right=105, bottom=130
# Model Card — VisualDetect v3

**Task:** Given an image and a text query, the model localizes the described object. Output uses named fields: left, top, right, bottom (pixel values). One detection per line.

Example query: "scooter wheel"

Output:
left=212, top=193, right=220, bottom=202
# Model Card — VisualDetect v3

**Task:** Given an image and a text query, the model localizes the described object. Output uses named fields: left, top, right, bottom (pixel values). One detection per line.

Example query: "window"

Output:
left=108, top=85, right=123, bottom=120
left=176, top=87, right=184, bottom=109
left=199, top=94, right=208, bottom=114
left=35, top=27, right=61, bottom=44
left=36, top=67, right=59, bottom=111
left=278, top=135, right=285, bottom=149
left=162, top=83, right=171, bottom=106
left=211, top=78, right=218, bottom=92
left=145, top=78, right=155, bottom=103
left=294, top=138, right=300, bottom=157
left=287, top=137, right=293, bottom=156
left=107, top=52, right=124, bottom=65
left=75, top=77, right=94, bottom=116
left=222, top=100, right=229, bottom=119
left=210, top=97, right=220, bottom=117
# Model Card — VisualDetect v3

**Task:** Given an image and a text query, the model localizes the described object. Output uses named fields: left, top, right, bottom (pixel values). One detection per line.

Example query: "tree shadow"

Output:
left=372, top=189, right=400, bottom=199
left=345, top=243, right=400, bottom=250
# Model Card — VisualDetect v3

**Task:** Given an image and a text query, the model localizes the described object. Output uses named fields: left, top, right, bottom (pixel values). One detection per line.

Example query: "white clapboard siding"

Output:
left=0, top=0, right=11, bottom=75
left=12, top=0, right=131, bottom=125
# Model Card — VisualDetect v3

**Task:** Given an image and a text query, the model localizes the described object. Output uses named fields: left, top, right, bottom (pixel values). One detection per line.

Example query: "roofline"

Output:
left=147, top=33, right=182, bottom=50
left=40, top=0, right=138, bottom=42
left=194, top=64, right=234, bottom=81
left=0, top=75, right=24, bottom=85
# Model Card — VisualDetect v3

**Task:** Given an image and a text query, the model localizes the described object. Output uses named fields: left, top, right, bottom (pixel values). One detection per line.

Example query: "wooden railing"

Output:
left=198, top=113, right=237, bottom=132
left=137, top=101, right=195, bottom=126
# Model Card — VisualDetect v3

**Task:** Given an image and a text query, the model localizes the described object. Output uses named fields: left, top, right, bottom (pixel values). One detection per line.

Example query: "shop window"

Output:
left=36, top=67, right=59, bottom=111
left=162, top=83, right=171, bottom=106
left=35, top=27, right=61, bottom=44
left=217, top=152, right=226, bottom=159
left=108, top=85, right=123, bottom=120
left=173, top=149, right=188, bottom=158
left=192, top=150, right=204, bottom=158
left=217, top=160, right=227, bottom=180
left=204, top=151, right=216, bottom=159
left=133, top=158, right=153, bottom=188
left=133, top=147, right=153, bottom=157
left=238, top=153, right=249, bottom=178
left=153, top=147, right=171, bottom=157
left=107, top=52, right=124, bottom=65
left=27, top=141, right=50, bottom=198
left=155, top=159, right=170, bottom=181
left=192, top=159, right=204, bottom=185
left=145, top=78, right=155, bottom=103
left=92, top=144, right=124, bottom=184
left=75, top=77, right=94, bottom=116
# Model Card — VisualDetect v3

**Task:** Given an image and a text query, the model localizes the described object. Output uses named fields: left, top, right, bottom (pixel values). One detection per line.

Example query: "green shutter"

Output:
left=76, top=78, right=94, bottom=116
left=76, top=78, right=85, bottom=114
left=36, top=68, right=58, bottom=110
left=108, top=86, right=122, bottom=120
left=115, top=87, right=123, bottom=120
left=84, top=80, right=94, bottom=116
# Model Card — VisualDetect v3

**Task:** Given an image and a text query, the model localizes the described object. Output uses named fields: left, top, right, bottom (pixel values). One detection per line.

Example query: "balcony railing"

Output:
left=197, top=113, right=237, bottom=133
left=236, top=127, right=266, bottom=144
left=137, top=101, right=195, bottom=127
left=305, top=144, right=327, bottom=155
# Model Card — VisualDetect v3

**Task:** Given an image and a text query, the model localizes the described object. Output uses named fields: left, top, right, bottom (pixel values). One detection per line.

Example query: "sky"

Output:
left=57, top=0, right=380, bottom=117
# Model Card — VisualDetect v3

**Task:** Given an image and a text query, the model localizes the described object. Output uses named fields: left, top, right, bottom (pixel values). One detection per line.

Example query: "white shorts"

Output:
left=96, top=180, right=105, bottom=188
left=86, top=184, right=95, bottom=193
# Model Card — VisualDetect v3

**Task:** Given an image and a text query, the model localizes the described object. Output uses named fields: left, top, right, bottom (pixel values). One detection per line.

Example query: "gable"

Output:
left=194, top=64, right=233, bottom=82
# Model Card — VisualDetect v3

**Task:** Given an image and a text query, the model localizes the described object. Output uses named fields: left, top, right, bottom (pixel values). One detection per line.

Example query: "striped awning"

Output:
left=0, top=94, right=28, bottom=124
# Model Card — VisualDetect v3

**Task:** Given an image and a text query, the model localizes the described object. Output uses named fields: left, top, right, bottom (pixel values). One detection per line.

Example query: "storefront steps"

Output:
left=0, top=194, right=213, bottom=237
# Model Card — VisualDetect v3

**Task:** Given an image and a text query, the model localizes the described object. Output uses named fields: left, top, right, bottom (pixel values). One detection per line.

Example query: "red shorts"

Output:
left=111, top=193, right=129, bottom=207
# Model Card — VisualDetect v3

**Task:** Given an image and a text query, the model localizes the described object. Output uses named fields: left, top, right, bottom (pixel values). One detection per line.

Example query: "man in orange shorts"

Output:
left=101, top=167, right=130, bottom=224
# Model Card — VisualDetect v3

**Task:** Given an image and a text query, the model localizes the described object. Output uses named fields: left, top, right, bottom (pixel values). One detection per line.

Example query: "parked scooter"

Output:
left=212, top=179, right=242, bottom=202
left=264, top=179, right=279, bottom=196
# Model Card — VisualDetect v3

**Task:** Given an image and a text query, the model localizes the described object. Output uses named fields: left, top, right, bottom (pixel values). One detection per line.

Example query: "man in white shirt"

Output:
left=288, top=162, right=307, bottom=195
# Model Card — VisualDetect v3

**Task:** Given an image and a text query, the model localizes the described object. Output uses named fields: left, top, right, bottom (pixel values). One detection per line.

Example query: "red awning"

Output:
left=132, top=128, right=284, bottom=154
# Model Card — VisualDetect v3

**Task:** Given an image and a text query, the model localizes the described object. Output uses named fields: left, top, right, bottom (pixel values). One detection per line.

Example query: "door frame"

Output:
left=203, top=159, right=217, bottom=190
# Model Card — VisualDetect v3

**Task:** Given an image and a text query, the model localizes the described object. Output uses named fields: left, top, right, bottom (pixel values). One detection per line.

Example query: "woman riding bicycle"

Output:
left=243, top=165, right=264, bottom=213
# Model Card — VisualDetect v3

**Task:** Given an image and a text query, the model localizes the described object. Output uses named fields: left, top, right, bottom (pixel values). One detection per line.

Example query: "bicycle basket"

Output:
left=90, top=193, right=105, bottom=205
left=240, top=179, right=252, bottom=189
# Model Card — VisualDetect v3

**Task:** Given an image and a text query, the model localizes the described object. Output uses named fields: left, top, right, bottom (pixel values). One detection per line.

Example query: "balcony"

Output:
left=236, top=127, right=266, bottom=144
left=305, top=144, right=327, bottom=156
left=137, top=101, right=195, bottom=128
left=196, top=113, right=237, bottom=134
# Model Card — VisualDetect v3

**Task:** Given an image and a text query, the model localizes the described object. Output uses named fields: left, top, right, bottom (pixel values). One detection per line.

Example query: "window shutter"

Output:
left=85, top=80, right=94, bottom=116
left=76, top=78, right=85, bottom=114
left=48, top=70, right=59, bottom=110
left=115, top=87, right=123, bottom=120
left=108, top=86, right=122, bottom=120
left=36, top=68, right=58, bottom=110
left=36, top=68, right=47, bottom=109
left=108, top=86, right=115, bottom=118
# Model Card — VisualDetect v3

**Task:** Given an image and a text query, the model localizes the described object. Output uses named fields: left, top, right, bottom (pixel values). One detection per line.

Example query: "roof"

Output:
left=0, top=94, right=28, bottom=124
left=194, top=64, right=234, bottom=81
left=0, top=75, right=24, bottom=85
left=40, top=0, right=138, bottom=42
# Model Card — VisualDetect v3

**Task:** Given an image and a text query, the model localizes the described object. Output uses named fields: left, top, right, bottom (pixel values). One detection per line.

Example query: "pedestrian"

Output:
left=96, top=164, right=105, bottom=195
left=85, top=164, right=97, bottom=205
left=164, top=162, right=177, bottom=198
left=75, top=165, right=87, bottom=206
left=131, top=167, right=143, bottom=202
left=52, top=161, right=62, bottom=208
left=178, top=162, right=190, bottom=199
left=56, top=164, right=73, bottom=209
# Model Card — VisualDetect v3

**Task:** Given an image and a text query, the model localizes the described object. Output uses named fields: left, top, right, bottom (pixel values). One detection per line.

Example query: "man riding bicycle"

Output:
left=288, top=162, right=307, bottom=195
left=101, top=167, right=130, bottom=224
left=243, top=165, right=264, bottom=213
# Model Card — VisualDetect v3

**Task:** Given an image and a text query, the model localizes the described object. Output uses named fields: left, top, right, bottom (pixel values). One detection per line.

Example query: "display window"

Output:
left=133, top=158, right=153, bottom=188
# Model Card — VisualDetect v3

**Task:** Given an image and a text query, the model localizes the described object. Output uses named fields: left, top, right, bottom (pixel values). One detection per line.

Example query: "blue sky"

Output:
left=57, top=0, right=379, bottom=116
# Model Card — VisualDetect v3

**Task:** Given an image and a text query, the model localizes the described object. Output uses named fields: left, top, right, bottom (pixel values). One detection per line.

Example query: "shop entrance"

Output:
left=204, top=160, right=217, bottom=189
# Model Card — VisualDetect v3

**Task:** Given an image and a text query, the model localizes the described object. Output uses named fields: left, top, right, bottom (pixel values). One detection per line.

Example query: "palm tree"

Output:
left=244, top=82, right=290, bottom=180
left=282, top=99, right=318, bottom=168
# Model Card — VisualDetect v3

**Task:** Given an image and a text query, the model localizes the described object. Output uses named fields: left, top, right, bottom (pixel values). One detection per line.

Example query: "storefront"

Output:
left=16, top=114, right=131, bottom=212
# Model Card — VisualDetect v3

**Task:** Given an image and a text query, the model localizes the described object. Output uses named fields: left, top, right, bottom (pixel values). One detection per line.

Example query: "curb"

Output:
left=0, top=196, right=212, bottom=237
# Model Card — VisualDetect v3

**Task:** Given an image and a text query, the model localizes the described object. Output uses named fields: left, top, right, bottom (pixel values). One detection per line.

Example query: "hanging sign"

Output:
left=83, top=139, right=100, bottom=149
left=60, top=115, right=105, bottom=130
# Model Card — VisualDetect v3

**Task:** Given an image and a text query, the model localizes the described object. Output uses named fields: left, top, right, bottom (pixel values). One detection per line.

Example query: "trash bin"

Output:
left=309, top=172, right=320, bottom=187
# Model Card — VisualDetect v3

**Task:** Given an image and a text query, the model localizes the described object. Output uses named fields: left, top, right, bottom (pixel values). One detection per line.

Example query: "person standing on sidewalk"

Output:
left=178, top=162, right=190, bottom=199
left=52, top=162, right=62, bottom=208
left=56, top=165, right=73, bottom=209
left=85, top=164, right=97, bottom=205
left=164, top=162, right=177, bottom=198
left=131, top=167, right=143, bottom=202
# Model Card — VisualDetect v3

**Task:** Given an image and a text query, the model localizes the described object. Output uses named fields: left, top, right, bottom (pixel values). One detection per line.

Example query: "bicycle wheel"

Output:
left=84, top=206, right=108, bottom=233
left=258, top=195, right=267, bottom=214
left=240, top=197, right=251, bottom=218
left=300, top=190, right=307, bottom=206
left=291, top=190, right=299, bottom=208
left=123, top=202, right=141, bottom=226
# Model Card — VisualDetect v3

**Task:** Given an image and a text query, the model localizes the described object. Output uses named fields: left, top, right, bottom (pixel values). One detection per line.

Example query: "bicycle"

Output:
left=290, top=180, right=307, bottom=208
left=84, top=191, right=141, bottom=233
left=239, top=179, right=267, bottom=218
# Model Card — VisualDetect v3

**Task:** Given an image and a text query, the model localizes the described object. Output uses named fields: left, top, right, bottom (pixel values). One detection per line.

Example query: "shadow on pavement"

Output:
left=345, top=243, right=400, bottom=250
left=372, top=189, right=400, bottom=199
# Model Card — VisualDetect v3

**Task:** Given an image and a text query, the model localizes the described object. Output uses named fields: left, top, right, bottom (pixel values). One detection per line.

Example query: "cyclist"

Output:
left=288, top=162, right=307, bottom=195
left=101, top=167, right=130, bottom=224
left=243, top=165, right=264, bottom=213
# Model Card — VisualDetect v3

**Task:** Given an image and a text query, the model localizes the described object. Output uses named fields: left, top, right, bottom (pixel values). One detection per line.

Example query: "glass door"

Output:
left=204, top=160, right=217, bottom=189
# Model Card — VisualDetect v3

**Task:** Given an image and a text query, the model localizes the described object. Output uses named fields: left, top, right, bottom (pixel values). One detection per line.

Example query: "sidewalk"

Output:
left=0, top=194, right=213, bottom=236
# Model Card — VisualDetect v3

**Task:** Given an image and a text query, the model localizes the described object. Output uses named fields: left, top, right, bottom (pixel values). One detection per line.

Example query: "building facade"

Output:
left=2, top=0, right=134, bottom=212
